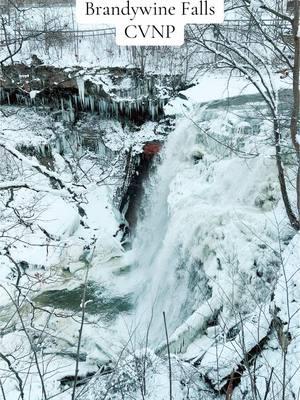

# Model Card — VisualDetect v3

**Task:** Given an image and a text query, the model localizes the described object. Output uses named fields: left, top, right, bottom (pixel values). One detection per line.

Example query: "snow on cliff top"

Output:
left=165, top=73, right=292, bottom=115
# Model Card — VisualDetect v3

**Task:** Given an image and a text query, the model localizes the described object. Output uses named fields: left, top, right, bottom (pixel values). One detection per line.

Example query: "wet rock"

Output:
left=143, top=141, right=162, bottom=157
left=0, top=65, right=184, bottom=124
left=120, top=140, right=162, bottom=229
left=60, top=372, right=95, bottom=387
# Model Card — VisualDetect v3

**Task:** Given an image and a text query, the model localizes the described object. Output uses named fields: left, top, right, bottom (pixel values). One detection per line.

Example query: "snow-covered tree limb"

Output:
left=0, top=141, right=87, bottom=217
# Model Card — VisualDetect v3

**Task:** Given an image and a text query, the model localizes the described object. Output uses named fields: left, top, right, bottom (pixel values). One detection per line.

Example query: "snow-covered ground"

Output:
left=0, top=5, right=192, bottom=72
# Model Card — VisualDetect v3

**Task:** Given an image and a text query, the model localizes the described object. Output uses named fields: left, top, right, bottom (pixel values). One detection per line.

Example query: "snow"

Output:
left=0, top=5, right=196, bottom=74
left=165, top=72, right=289, bottom=116
left=249, top=0, right=263, bottom=11
left=1, top=74, right=294, bottom=399
left=0, top=99, right=165, bottom=384
left=80, top=350, right=216, bottom=400
left=274, top=233, right=300, bottom=327
left=128, top=89, right=282, bottom=351
left=29, top=90, right=41, bottom=99
left=0, top=6, right=299, bottom=397
left=1, top=58, right=298, bottom=397
left=167, top=76, right=255, bottom=113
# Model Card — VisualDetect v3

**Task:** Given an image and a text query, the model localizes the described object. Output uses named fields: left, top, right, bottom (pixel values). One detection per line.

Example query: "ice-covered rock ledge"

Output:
left=0, top=64, right=185, bottom=123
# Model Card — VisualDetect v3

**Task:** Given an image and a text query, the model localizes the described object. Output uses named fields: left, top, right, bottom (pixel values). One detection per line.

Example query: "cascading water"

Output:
left=129, top=107, right=210, bottom=348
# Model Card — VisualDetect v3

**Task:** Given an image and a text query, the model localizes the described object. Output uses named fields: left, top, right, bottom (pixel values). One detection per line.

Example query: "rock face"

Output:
left=143, top=142, right=162, bottom=157
left=1, top=64, right=180, bottom=233
left=120, top=141, right=163, bottom=229
left=0, top=64, right=184, bottom=123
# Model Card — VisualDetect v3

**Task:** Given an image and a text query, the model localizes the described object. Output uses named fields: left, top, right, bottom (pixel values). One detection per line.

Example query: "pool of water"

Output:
left=34, top=281, right=133, bottom=322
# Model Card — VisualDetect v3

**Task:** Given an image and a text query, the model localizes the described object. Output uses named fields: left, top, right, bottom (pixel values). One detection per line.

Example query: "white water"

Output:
left=130, top=109, right=209, bottom=347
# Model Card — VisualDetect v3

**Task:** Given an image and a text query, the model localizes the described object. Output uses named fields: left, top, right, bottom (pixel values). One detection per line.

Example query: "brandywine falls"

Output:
left=1, top=2, right=300, bottom=400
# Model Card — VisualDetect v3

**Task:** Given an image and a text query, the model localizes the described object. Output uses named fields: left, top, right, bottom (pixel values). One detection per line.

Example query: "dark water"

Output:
left=34, top=282, right=133, bottom=321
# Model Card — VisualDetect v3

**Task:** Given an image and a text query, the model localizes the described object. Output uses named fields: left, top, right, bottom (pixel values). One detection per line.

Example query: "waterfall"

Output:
left=130, top=107, right=209, bottom=348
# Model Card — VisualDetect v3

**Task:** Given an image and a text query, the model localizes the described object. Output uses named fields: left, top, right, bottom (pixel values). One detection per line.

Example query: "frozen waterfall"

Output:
left=130, top=107, right=210, bottom=349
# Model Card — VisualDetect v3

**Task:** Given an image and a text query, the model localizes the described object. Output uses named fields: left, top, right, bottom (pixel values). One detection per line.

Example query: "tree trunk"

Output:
left=274, top=119, right=300, bottom=230
left=291, top=0, right=300, bottom=222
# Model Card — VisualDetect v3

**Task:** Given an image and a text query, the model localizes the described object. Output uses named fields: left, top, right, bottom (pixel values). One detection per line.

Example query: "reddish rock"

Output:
left=143, top=142, right=162, bottom=156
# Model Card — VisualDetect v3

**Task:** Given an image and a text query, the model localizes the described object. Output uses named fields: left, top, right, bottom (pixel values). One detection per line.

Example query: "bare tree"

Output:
left=187, top=0, right=300, bottom=230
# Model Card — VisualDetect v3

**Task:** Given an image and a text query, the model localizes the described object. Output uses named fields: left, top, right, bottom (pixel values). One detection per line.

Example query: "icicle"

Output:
left=84, top=96, right=89, bottom=111
left=99, top=99, right=103, bottom=115
left=76, top=77, right=85, bottom=106
left=69, top=97, right=74, bottom=118
left=73, top=94, right=78, bottom=108
left=128, top=101, right=132, bottom=117
left=113, top=101, right=118, bottom=116
left=90, top=96, right=95, bottom=113
left=150, top=100, right=154, bottom=120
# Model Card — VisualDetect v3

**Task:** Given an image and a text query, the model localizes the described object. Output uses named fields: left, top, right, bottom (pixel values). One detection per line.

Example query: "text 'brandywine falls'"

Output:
left=76, top=0, right=224, bottom=45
